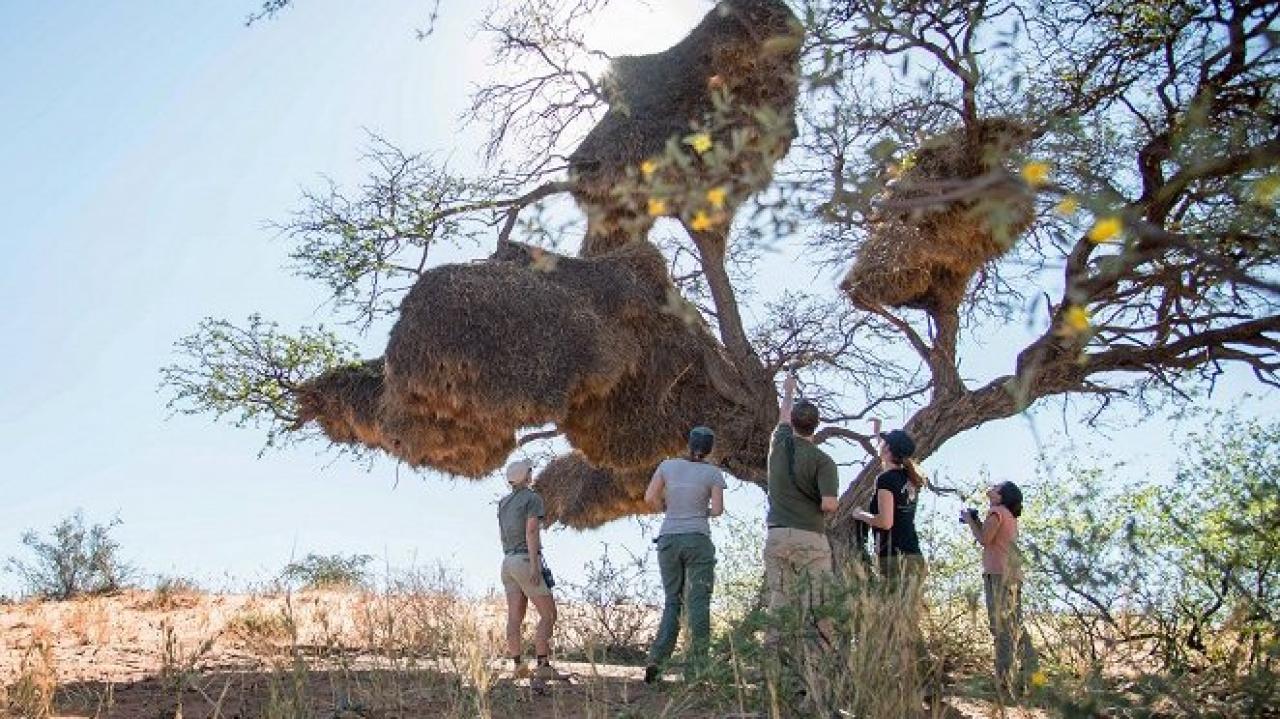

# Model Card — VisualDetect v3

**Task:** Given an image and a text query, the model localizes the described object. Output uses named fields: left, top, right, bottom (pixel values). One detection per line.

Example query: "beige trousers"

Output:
left=763, top=527, right=834, bottom=616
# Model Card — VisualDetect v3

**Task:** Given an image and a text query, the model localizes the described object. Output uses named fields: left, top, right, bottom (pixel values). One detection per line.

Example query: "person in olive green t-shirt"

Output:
left=763, top=373, right=840, bottom=633
left=497, top=460, right=564, bottom=684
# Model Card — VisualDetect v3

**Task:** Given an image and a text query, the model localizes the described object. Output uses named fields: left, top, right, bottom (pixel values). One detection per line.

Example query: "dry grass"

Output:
left=0, top=571, right=1260, bottom=718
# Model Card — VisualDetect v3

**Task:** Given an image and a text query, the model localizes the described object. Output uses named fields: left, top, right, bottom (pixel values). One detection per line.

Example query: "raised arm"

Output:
left=777, top=372, right=797, bottom=426
left=965, top=511, right=984, bottom=542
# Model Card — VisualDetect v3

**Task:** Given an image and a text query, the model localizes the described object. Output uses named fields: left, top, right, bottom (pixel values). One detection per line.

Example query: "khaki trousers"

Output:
left=763, top=527, right=834, bottom=618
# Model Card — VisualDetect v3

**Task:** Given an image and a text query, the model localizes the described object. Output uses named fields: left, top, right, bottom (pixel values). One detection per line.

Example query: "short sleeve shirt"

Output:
left=981, top=505, right=1018, bottom=576
left=869, top=469, right=921, bottom=556
left=498, top=487, right=545, bottom=554
left=656, top=458, right=727, bottom=536
left=765, top=424, right=840, bottom=533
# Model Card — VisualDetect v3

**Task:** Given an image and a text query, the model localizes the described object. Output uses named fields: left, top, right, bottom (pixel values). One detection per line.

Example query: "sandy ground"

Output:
left=0, top=591, right=1046, bottom=719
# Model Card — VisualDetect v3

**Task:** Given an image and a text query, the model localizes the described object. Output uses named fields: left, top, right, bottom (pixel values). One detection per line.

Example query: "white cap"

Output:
left=505, top=459, right=534, bottom=484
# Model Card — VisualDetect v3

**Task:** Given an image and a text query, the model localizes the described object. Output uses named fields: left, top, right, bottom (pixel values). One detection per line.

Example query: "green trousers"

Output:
left=984, top=573, right=1039, bottom=691
left=647, top=532, right=716, bottom=667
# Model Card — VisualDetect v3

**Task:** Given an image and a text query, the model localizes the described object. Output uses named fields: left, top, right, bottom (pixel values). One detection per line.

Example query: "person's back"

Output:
left=498, top=486, right=543, bottom=555
left=657, top=458, right=724, bottom=536
left=644, top=427, right=726, bottom=683
left=766, top=423, right=838, bottom=533
left=761, top=374, right=839, bottom=637
left=869, top=467, right=922, bottom=558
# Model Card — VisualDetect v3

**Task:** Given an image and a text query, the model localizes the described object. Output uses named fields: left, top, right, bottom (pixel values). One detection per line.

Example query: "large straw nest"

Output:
left=297, top=239, right=767, bottom=479
left=534, top=452, right=657, bottom=529
left=842, top=119, right=1036, bottom=312
left=568, top=0, right=803, bottom=254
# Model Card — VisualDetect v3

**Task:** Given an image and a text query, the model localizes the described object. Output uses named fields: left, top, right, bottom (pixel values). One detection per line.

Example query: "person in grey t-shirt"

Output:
left=642, top=426, right=726, bottom=682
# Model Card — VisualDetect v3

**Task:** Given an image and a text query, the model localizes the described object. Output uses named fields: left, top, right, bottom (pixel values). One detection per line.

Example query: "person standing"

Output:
left=852, top=420, right=930, bottom=697
left=763, top=373, right=840, bottom=635
left=962, top=481, right=1038, bottom=696
left=852, top=419, right=927, bottom=591
left=642, top=426, right=727, bottom=683
left=497, top=459, right=562, bottom=683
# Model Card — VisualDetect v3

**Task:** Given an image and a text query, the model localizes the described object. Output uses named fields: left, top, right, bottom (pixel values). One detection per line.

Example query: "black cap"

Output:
left=880, top=429, right=916, bottom=459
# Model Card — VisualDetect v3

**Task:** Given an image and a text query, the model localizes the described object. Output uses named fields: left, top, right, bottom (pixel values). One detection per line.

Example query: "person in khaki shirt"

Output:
left=763, top=373, right=840, bottom=637
left=497, top=460, right=565, bottom=684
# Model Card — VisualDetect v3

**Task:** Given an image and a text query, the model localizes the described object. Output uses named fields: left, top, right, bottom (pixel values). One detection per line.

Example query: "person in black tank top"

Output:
left=852, top=420, right=926, bottom=575
left=852, top=420, right=930, bottom=694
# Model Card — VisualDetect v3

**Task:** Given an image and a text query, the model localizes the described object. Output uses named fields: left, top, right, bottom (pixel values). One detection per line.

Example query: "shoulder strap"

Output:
left=786, top=435, right=821, bottom=505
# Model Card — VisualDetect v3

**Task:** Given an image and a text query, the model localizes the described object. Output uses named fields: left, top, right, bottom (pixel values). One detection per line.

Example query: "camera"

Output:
left=959, top=507, right=980, bottom=524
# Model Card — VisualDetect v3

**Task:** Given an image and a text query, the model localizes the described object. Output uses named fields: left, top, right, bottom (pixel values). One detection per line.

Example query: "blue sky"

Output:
left=0, top=1, right=1272, bottom=596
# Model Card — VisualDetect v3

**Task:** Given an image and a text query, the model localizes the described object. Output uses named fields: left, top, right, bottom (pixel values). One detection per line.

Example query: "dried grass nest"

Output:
left=568, top=0, right=804, bottom=254
left=534, top=452, right=656, bottom=529
left=296, top=240, right=758, bottom=479
left=842, top=119, right=1037, bottom=312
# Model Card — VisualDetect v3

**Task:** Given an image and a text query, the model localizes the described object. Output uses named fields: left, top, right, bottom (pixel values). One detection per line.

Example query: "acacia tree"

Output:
left=166, top=0, right=1279, bottom=547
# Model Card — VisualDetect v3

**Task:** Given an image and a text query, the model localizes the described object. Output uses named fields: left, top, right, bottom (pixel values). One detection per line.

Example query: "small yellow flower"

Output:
left=1030, top=671, right=1048, bottom=688
left=1087, top=216, right=1123, bottom=244
left=1253, top=175, right=1280, bottom=204
left=640, top=159, right=658, bottom=178
left=1021, top=161, right=1051, bottom=187
left=706, top=186, right=728, bottom=209
left=685, top=132, right=713, bottom=154
left=1063, top=305, right=1091, bottom=334
left=1055, top=196, right=1080, bottom=216
left=647, top=198, right=668, bottom=217
left=690, top=210, right=716, bottom=232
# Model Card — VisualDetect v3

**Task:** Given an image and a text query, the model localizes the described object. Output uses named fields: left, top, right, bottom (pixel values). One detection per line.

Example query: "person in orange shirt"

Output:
left=962, top=481, right=1039, bottom=696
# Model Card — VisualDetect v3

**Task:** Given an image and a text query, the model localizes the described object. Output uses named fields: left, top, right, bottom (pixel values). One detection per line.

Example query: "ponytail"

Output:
left=902, top=458, right=926, bottom=491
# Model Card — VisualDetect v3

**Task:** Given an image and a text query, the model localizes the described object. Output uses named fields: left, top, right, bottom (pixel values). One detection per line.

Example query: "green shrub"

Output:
left=6, top=511, right=133, bottom=600
left=280, top=552, right=374, bottom=590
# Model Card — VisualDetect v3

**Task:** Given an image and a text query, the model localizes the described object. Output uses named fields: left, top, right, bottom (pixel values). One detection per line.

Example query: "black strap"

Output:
left=786, top=434, right=821, bottom=505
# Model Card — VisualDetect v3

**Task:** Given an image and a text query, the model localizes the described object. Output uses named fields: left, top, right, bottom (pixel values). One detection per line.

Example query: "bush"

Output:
left=7, top=511, right=133, bottom=600
left=559, top=543, right=660, bottom=664
left=1020, top=418, right=1280, bottom=714
left=280, top=553, right=374, bottom=590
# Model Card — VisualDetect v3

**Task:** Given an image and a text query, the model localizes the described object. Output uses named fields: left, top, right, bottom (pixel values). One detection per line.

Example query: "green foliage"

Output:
left=280, top=552, right=375, bottom=590
left=712, top=511, right=766, bottom=622
left=159, top=314, right=357, bottom=450
left=280, top=136, right=494, bottom=329
left=7, top=511, right=133, bottom=600
left=1159, top=420, right=1280, bottom=672
left=559, top=544, right=659, bottom=664
left=1021, top=418, right=1280, bottom=712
